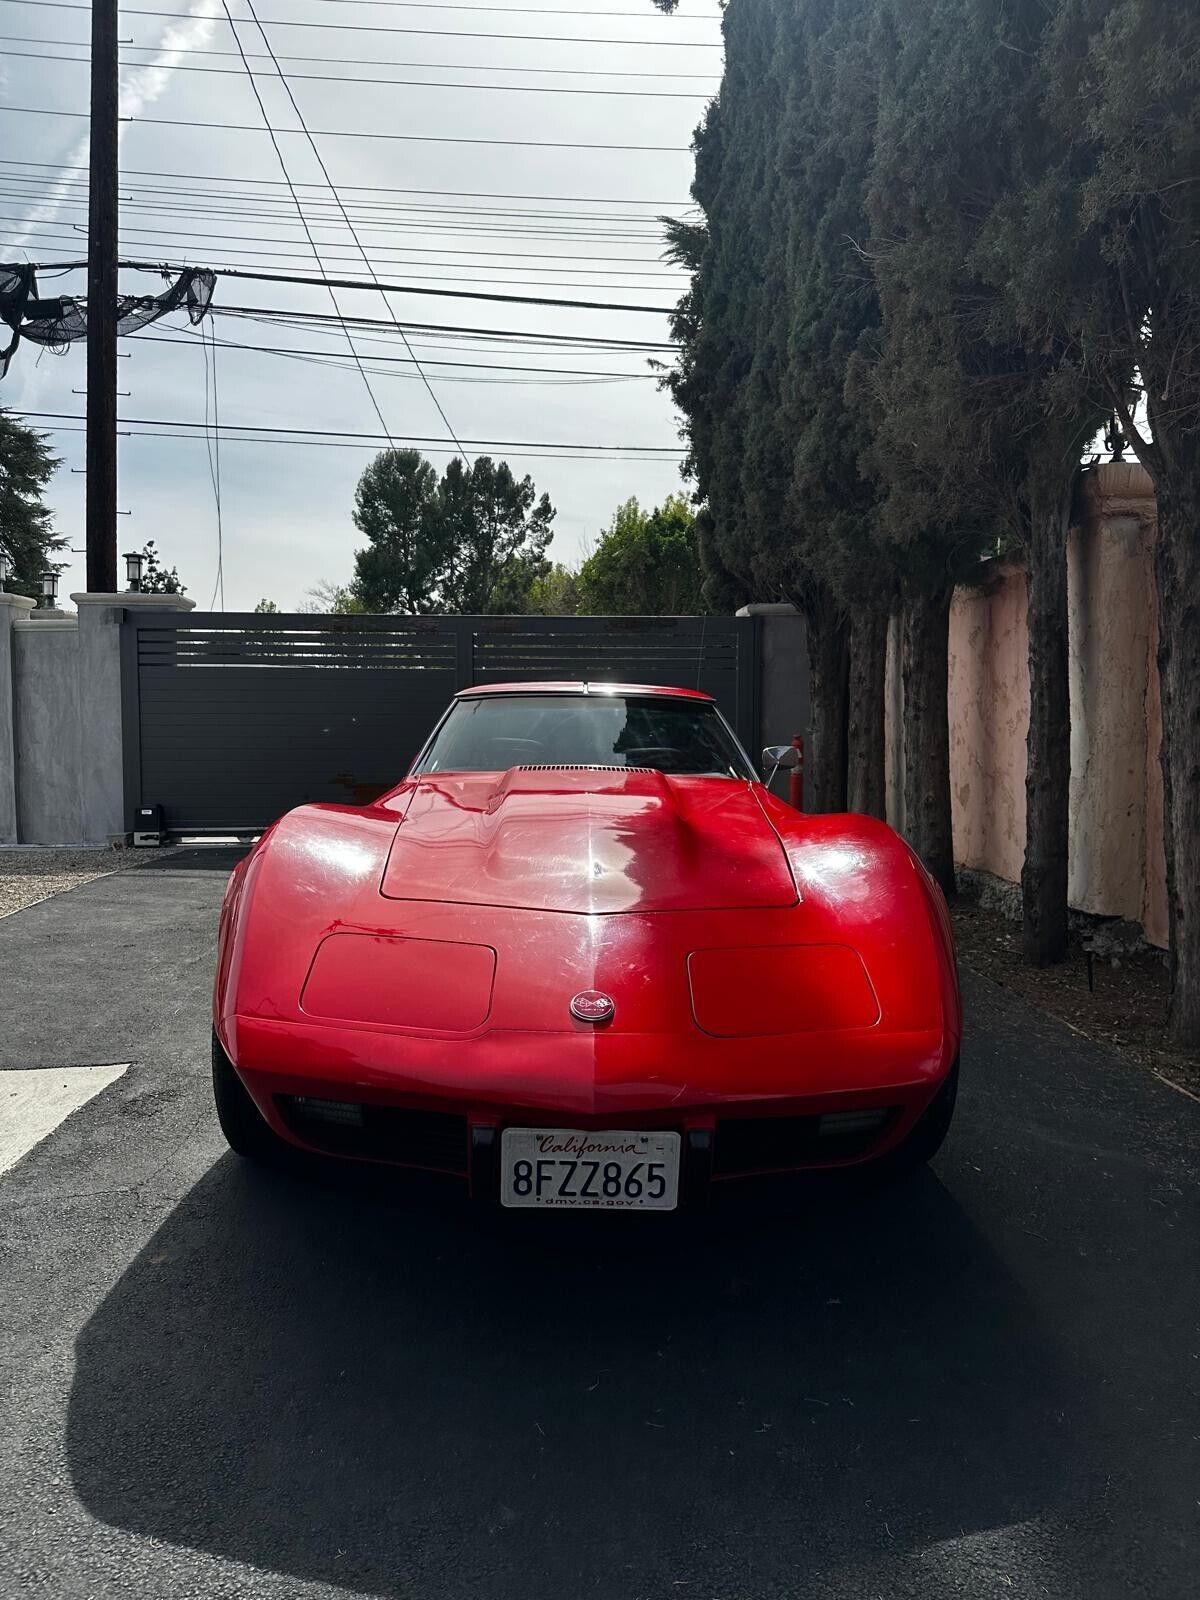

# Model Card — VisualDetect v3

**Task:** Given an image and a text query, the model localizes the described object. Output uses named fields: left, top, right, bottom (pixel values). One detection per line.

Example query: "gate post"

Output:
left=73, top=590, right=194, bottom=843
left=0, top=591, right=36, bottom=844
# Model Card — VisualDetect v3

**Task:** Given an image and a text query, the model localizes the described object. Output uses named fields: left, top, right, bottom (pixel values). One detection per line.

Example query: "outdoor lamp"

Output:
left=124, top=550, right=145, bottom=592
left=0, top=549, right=12, bottom=590
left=40, top=570, right=59, bottom=609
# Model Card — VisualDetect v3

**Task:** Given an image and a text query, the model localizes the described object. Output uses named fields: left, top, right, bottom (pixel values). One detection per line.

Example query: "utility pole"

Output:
left=86, top=0, right=119, bottom=593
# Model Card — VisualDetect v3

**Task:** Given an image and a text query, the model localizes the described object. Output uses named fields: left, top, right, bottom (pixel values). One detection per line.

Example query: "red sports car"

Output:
left=212, top=682, right=960, bottom=1210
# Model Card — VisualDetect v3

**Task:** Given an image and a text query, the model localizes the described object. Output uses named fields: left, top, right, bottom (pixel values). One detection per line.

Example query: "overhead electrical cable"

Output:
left=0, top=37, right=719, bottom=78
left=135, top=328, right=658, bottom=379
left=0, top=103, right=691, bottom=151
left=2, top=2, right=727, bottom=48
left=14, top=411, right=682, bottom=453
left=0, top=47, right=711, bottom=95
left=116, top=258, right=677, bottom=314
left=0, top=156, right=694, bottom=206
left=243, top=0, right=469, bottom=463
left=214, top=0, right=398, bottom=449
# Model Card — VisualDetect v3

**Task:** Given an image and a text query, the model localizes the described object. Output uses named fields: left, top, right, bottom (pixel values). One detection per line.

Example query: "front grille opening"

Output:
left=277, top=1096, right=468, bottom=1174
left=713, top=1108, right=898, bottom=1176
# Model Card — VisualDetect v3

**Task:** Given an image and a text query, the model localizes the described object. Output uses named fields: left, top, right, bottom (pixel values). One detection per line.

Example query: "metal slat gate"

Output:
left=121, top=612, right=762, bottom=836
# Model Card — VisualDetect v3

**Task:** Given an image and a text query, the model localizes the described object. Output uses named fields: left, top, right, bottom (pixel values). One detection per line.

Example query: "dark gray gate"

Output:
left=121, top=612, right=762, bottom=835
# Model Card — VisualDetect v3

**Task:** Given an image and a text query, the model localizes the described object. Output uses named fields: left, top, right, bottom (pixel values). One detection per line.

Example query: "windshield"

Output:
left=414, top=694, right=754, bottom=779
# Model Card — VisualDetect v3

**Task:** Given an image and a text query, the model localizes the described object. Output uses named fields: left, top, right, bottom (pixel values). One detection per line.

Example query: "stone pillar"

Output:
left=0, top=592, right=36, bottom=844
left=70, top=591, right=195, bottom=844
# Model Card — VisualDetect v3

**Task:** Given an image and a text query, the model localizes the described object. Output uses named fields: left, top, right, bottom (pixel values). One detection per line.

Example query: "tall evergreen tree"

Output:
left=1033, top=0, right=1200, bottom=1041
left=350, top=451, right=555, bottom=615
left=0, top=409, right=64, bottom=599
left=863, top=0, right=1107, bottom=921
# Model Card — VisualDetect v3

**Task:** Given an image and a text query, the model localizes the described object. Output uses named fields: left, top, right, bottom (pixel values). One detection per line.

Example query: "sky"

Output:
left=0, top=0, right=725, bottom=608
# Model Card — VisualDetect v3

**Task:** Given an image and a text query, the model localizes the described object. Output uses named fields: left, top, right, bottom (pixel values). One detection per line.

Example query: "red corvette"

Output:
left=212, top=682, right=961, bottom=1210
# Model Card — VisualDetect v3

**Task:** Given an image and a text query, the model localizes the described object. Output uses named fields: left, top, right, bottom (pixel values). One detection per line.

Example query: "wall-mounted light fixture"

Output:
left=39, top=571, right=59, bottom=609
left=0, top=549, right=12, bottom=591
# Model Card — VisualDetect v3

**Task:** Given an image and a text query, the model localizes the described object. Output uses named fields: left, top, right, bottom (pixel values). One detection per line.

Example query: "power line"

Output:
left=0, top=46, right=712, bottom=95
left=0, top=173, right=677, bottom=226
left=0, top=103, right=691, bottom=151
left=0, top=211, right=679, bottom=270
left=117, top=258, right=677, bottom=314
left=200, top=1, right=720, bottom=17
left=214, top=0, right=397, bottom=450
left=0, top=234, right=678, bottom=292
left=241, top=0, right=467, bottom=464
left=0, top=32, right=721, bottom=78
left=3, top=2, right=726, bottom=47
left=0, top=157, right=695, bottom=207
left=15, top=410, right=682, bottom=453
left=136, top=328, right=658, bottom=378
left=29, top=422, right=682, bottom=463
left=213, top=305, right=677, bottom=349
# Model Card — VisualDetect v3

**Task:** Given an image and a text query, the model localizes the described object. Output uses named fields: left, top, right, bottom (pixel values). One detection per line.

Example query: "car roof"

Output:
left=454, top=681, right=715, bottom=702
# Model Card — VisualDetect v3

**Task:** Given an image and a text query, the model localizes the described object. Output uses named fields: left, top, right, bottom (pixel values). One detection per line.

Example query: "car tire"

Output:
left=211, top=1030, right=288, bottom=1165
left=879, top=1057, right=959, bottom=1178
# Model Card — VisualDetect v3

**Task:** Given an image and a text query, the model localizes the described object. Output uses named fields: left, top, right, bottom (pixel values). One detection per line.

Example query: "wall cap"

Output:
left=0, top=592, right=37, bottom=614
left=736, top=602, right=798, bottom=617
left=14, top=614, right=78, bottom=631
left=71, top=590, right=196, bottom=612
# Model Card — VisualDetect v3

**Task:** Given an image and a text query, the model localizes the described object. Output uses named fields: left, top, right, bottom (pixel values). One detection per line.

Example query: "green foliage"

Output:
left=525, top=562, right=581, bottom=616
left=139, top=540, right=186, bottom=595
left=576, top=495, right=706, bottom=615
left=253, top=597, right=279, bottom=613
left=0, top=409, right=65, bottom=599
left=349, top=449, right=555, bottom=614
left=300, top=580, right=365, bottom=615
left=437, top=456, right=555, bottom=614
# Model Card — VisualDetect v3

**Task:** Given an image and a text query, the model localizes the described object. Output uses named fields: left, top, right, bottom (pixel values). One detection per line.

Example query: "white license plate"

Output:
left=500, top=1128, right=681, bottom=1211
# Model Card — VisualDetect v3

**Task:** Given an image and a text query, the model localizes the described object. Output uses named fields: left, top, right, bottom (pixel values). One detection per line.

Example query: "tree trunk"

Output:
left=847, top=606, right=888, bottom=818
left=1153, top=468, right=1200, bottom=1048
left=805, top=592, right=849, bottom=813
left=901, top=585, right=955, bottom=896
left=1021, top=477, right=1073, bottom=965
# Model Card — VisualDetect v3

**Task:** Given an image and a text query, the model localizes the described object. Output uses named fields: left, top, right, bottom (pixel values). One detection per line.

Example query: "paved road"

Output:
left=1, top=851, right=1197, bottom=1600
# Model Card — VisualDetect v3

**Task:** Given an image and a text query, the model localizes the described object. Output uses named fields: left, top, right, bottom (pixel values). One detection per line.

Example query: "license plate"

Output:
left=500, top=1128, right=681, bottom=1211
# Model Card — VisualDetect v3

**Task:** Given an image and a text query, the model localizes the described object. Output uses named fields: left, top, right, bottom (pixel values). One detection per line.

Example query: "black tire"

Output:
left=878, top=1057, right=959, bottom=1179
left=211, top=1030, right=289, bottom=1165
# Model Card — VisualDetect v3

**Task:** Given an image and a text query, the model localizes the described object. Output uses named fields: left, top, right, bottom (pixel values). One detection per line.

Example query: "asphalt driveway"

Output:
left=0, top=851, right=1197, bottom=1599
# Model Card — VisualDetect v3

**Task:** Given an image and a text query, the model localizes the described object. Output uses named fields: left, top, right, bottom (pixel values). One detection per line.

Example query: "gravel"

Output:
left=0, top=848, right=148, bottom=921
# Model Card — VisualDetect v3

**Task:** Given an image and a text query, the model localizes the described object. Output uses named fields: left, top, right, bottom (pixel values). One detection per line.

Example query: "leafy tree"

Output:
left=299, top=579, right=364, bottom=615
left=0, top=409, right=65, bottom=599
left=349, top=450, right=555, bottom=614
left=438, top=456, right=555, bottom=614
left=253, top=597, right=279, bottom=613
left=525, top=562, right=581, bottom=616
left=351, top=448, right=443, bottom=613
left=577, top=495, right=706, bottom=615
left=139, top=540, right=186, bottom=595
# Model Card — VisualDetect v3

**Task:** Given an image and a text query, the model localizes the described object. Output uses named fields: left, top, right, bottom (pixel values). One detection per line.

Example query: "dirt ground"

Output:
left=952, top=900, right=1200, bottom=1101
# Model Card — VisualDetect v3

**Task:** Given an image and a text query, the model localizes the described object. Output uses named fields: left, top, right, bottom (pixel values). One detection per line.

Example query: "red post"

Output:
left=788, top=734, right=805, bottom=811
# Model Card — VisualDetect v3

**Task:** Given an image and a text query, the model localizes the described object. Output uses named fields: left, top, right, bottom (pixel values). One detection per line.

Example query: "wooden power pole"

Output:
left=86, top=0, right=119, bottom=593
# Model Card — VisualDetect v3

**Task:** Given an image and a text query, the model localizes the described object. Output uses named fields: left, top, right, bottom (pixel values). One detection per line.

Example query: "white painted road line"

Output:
left=0, top=1064, right=129, bottom=1175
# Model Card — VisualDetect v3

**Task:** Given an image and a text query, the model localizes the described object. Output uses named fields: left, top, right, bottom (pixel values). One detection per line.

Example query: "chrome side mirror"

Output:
left=762, top=744, right=800, bottom=775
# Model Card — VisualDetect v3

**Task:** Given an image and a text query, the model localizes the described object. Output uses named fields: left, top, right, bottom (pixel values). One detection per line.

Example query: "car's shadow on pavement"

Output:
left=66, top=1157, right=1091, bottom=1597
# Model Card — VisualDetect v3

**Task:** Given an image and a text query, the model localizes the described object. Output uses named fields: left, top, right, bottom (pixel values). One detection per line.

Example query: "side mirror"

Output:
left=762, top=744, right=800, bottom=773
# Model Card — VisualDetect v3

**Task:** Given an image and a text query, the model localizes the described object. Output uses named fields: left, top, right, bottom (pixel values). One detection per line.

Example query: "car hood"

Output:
left=379, top=767, right=798, bottom=914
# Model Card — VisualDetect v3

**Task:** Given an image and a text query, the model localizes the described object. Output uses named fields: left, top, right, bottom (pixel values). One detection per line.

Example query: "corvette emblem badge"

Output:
left=570, top=990, right=615, bottom=1024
